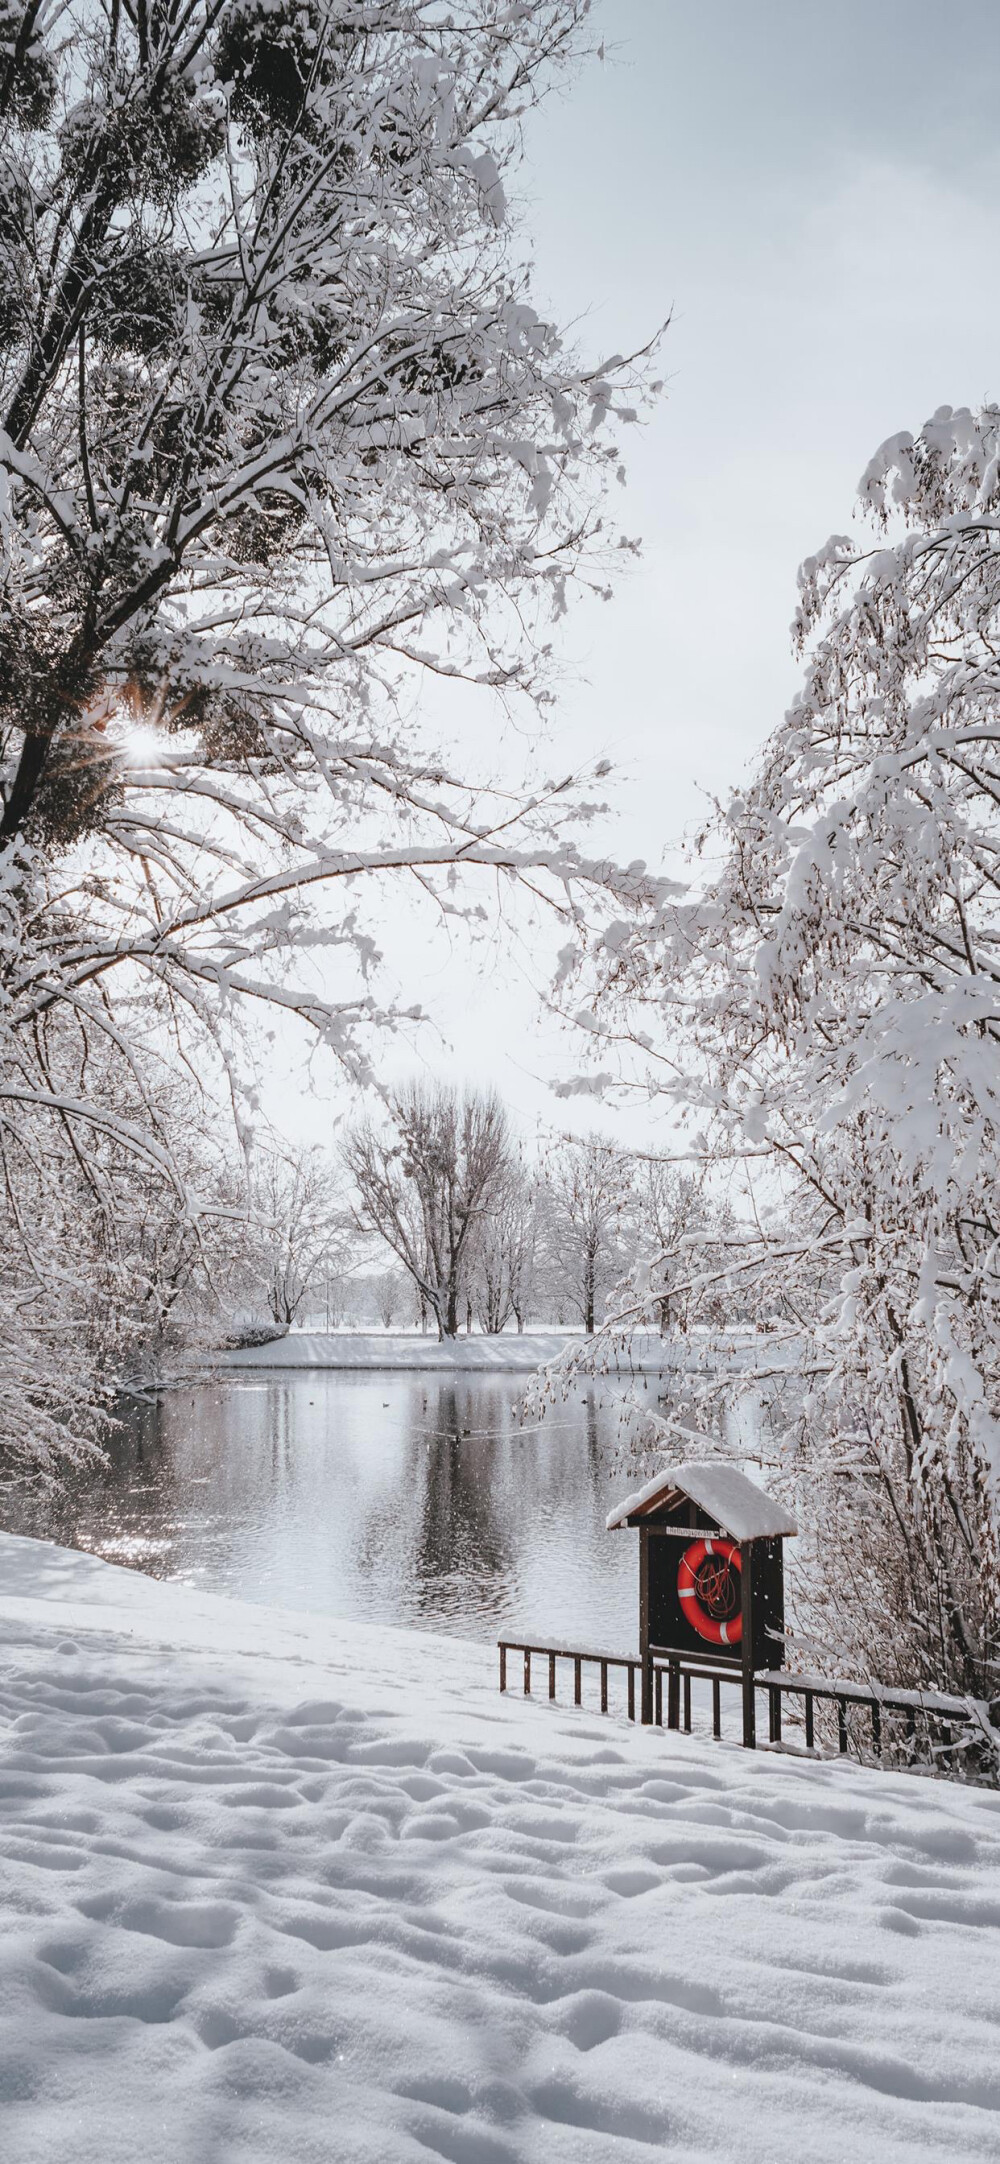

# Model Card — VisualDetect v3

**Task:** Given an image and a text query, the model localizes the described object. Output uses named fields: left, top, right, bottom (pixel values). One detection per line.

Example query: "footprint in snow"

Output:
left=220, top=1783, right=304, bottom=1809
left=601, top=1867, right=660, bottom=1898
left=141, top=1803, right=190, bottom=1832
left=78, top=1892, right=240, bottom=1949
left=504, top=1880, right=596, bottom=1919
left=556, top=1991, right=623, bottom=2052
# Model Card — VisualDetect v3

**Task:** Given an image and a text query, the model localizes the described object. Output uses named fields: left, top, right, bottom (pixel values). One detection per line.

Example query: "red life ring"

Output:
left=677, top=1538, right=742, bottom=1646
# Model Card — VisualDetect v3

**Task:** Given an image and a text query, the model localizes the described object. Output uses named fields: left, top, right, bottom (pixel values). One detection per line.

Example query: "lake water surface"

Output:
left=2, top=1371, right=654, bottom=1651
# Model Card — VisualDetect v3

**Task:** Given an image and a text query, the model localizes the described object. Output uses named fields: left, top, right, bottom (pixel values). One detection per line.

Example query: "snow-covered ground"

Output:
left=1, top=1533, right=998, bottom=2164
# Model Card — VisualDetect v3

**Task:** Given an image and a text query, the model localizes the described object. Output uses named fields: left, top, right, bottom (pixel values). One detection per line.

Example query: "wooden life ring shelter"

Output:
left=607, top=1462, right=798, bottom=1747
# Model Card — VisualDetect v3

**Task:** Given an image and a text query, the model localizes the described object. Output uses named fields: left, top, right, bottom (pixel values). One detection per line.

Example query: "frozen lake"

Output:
left=1, top=1370, right=659, bottom=1652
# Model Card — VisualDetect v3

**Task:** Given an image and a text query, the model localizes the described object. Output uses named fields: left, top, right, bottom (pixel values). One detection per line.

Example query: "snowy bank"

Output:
left=1, top=1534, right=999, bottom=2164
left=217, top=1328, right=581, bottom=1372
left=210, top=1329, right=787, bottom=1375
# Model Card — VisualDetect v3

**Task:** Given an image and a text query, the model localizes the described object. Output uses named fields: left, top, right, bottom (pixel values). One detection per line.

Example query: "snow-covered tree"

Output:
left=472, top=1150, right=536, bottom=1333
left=0, top=0, right=651, bottom=1054
left=0, top=1096, right=113, bottom=1475
left=0, top=1052, right=240, bottom=1469
left=367, top=1264, right=410, bottom=1331
left=344, top=1080, right=511, bottom=1337
left=0, top=0, right=656, bottom=1467
left=537, top=1134, right=632, bottom=1334
left=580, top=405, right=1000, bottom=1720
left=245, top=1146, right=347, bottom=1329
left=628, top=1159, right=722, bottom=1333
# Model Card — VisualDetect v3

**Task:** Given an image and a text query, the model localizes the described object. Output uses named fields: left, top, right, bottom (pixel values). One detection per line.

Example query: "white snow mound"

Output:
left=1, top=1531, right=998, bottom=2164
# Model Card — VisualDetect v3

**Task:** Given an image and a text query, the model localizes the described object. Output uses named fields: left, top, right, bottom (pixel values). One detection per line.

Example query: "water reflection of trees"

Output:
left=402, top=1382, right=632, bottom=1625
left=0, top=1372, right=643, bottom=1641
left=0, top=1383, right=300, bottom=1581
left=0, top=1391, right=174, bottom=1571
left=409, top=1383, right=512, bottom=1590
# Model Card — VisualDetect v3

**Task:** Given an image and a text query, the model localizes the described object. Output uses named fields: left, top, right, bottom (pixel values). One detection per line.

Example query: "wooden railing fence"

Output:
left=498, top=1639, right=641, bottom=1722
left=498, top=1636, right=986, bottom=1765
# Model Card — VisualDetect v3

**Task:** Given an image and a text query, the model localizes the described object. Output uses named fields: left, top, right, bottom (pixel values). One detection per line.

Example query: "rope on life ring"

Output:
left=677, top=1538, right=742, bottom=1646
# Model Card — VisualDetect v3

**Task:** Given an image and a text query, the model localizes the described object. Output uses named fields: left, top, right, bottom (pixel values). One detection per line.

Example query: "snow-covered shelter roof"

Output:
left=606, top=1461, right=797, bottom=1541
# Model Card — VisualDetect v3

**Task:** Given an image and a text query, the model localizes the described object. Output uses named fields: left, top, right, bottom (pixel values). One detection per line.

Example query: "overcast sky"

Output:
left=270, top=0, right=1000, bottom=1148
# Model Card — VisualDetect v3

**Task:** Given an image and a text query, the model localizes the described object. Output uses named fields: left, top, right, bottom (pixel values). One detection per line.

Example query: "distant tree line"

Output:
left=23, top=1078, right=734, bottom=1371
left=340, top=1080, right=730, bottom=1342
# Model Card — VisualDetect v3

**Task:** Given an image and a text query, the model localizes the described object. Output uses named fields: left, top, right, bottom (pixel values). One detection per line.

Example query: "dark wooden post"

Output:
left=639, top=1527, right=653, bottom=1724
left=740, top=1542, right=756, bottom=1748
left=667, top=1659, right=680, bottom=1730
left=772, top=1531, right=785, bottom=1678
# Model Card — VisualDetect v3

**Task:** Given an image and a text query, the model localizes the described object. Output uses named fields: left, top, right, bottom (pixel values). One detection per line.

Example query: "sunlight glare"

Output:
left=118, top=721, right=168, bottom=769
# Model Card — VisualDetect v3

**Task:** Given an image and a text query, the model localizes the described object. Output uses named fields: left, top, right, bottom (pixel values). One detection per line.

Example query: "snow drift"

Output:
left=1, top=1533, right=998, bottom=2163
